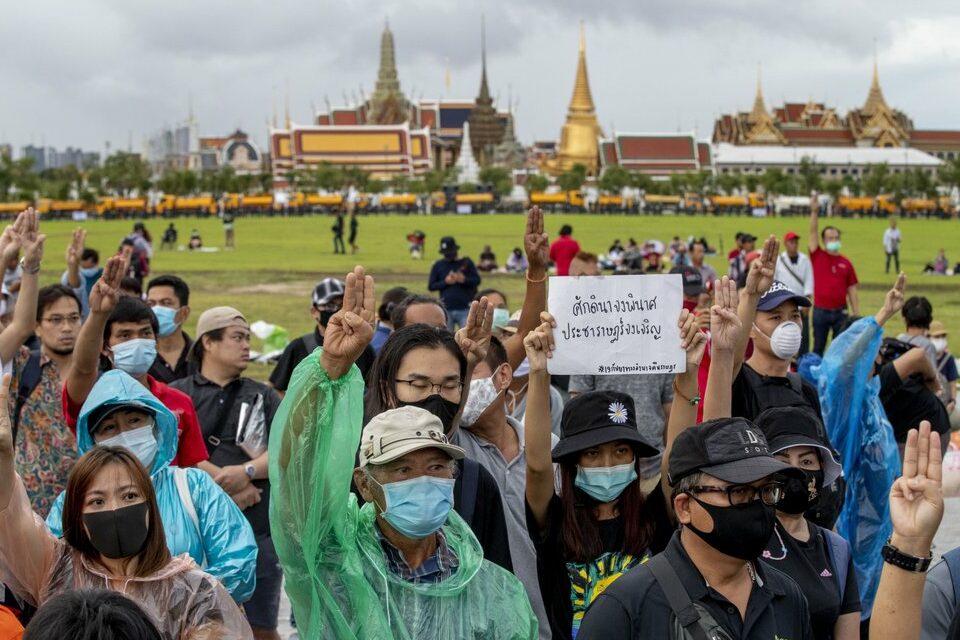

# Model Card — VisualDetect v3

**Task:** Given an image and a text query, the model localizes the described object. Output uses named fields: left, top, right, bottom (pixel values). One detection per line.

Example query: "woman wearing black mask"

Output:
left=365, top=305, right=515, bottom=571
left=0, top=374, right=252, bottom=639
left=755, top=406, right=860, bottom=640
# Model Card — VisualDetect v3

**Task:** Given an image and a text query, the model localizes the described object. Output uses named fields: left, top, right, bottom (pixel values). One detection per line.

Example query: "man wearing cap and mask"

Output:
left=578, top=416, right=813, bottom=639
left=171, top=306, right=283, bottom=640
left=145, top=274, right=195, bottom=384
left=428, top=236, right=481, bottom=331
left=269, top=277, right=376, bottom=396
left=269, top=266, right=537, bottom=639
left=776, top=231, right=814, bottom=356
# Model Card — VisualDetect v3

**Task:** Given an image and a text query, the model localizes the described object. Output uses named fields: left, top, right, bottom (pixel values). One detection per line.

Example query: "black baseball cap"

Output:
left=753, top=407, right=843, bottom=486
left=756, top=280, right=812, bottom=312
left=740, top=233, right=758, bottom=243
left=88, top=400, right=156, bottom=435
left=668, top=417, right=801, bottom=485
left=439, top=236, right=459, bottom=253
left=670, top=265, right=704, bottom=297
left=552, top=391, right=659, bottom=461
left=312, top=278, right=345, bottom=307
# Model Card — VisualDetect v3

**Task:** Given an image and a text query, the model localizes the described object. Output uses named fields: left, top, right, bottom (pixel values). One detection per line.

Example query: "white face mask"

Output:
left=461, top=375, right=503, bottom=428
left=755, top=321, right=802, bottom=360
left=98, top=423, right=158, bottom=469
left=932, top=337, right=948, bottom=354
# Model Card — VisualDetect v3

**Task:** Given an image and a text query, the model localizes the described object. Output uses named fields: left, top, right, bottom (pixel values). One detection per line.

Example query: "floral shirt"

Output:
left=11, top=348, right=77, bottom=518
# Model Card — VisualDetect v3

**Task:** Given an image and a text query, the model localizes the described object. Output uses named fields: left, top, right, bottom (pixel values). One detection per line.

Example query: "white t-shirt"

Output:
left=775, top=251, right=814, bottom=298
left=883, top=227, right=902, bottom=253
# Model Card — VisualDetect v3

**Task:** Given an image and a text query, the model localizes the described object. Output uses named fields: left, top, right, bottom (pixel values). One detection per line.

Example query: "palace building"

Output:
left=713, top=61, right=960, bottom=160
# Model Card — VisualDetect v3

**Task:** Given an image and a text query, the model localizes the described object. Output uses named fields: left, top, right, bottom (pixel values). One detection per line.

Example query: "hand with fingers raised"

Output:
left=455, top=297, right=494, bottom=369
left=678, top=308, right=707, bottom=370
left=523, top=312, right=556, bottom=375
left=875, top=272, right=907, bottom=327
left=743, top=235, right=780, bottom=298
left=88, top=255, right=126, bottom=316
left=524, top=206, right=549, bottom=276
left=320, top=266, right=376, bottom=380
left=710, top=276, right=742, bottom=352
left=889, top=420, right=944, bottom=556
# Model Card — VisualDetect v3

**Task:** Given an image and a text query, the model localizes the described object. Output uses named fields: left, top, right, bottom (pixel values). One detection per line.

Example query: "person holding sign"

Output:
left=523, top=280, right=741, bottom=639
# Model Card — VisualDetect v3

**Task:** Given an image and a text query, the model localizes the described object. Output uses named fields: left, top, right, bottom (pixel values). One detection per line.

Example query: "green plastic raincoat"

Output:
left=269, top=351, right=538, bottom=639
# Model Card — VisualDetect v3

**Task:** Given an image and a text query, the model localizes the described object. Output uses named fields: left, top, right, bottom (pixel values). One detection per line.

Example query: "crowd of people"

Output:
left=0, top=200, right=956, bottom=640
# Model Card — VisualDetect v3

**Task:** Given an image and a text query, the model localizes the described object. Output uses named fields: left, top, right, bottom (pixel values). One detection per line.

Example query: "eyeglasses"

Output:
left=42, top=314, right=82, bottom=326
left=689, top=482, right=783, bottom=506
left=395, top=378, right=463, bottom=398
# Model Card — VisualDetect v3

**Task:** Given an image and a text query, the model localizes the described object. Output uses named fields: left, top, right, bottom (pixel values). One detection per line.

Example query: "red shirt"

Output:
left=810, top=247, right=858, bottom=309
left=62, top=375, right=209, bottom=468
left=549, top=235, right=581, bottom=276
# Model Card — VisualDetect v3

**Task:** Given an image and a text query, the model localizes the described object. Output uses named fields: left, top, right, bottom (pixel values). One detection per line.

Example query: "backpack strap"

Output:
left=457, top=458, right=480, bottom=525
left=647, top=554, right=712, bottom=640
left=173, top=467, right=207, bottom=569
left=822, top=528, right=850, bottom=602
left=942, top=547, right=960, bottom=603
left=302, top=332, right=319, bottom=355
left=13, top=350, right=43, bottom=443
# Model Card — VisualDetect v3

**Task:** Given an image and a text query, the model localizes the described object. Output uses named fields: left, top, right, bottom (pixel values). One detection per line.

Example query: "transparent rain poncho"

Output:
left=809, top=316, right=899, bottom=618
left=269, top=351, right=538, bottom=639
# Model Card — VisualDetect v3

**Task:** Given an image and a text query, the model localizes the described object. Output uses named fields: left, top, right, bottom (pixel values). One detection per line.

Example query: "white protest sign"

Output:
left=547, top=274, right=685, bottom=376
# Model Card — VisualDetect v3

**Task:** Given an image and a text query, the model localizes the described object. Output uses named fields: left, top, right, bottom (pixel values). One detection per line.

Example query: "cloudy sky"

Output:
left=4, top=0, right=960, bottom=157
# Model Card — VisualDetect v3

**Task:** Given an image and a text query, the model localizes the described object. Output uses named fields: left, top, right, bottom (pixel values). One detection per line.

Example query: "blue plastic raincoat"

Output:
left=269, top=351, right=538, bottom=639
left=809, top=316, right=899, bottom=618
left=45, top=370, right=257, bottom=602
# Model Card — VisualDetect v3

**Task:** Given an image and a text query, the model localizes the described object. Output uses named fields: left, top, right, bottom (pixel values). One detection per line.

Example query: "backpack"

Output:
left=12, top=350, right=42, bottom=443
left=647, top=554, right=733, bottom=640
left=822, top=528, right=851, bottom=602
left=942, top=547, right=960, bottom=603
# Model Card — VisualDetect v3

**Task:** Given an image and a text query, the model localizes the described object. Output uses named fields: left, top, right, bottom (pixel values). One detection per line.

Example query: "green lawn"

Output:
left=34, top=212, right=960, bottom=378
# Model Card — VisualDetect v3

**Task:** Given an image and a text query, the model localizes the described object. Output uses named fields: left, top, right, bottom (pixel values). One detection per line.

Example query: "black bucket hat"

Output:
left=551, top=390, right=659, bottom=461
left=754, top=407, right=843, bottom=486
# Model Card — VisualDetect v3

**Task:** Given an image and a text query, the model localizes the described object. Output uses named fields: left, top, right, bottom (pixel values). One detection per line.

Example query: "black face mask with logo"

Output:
left=777, top=469, right=824, bottom=515
left=686, top=497, right=777, bottom=561
left=399, top=394, right=461, bottom=433
left=82, top=502, right=150, bottom=559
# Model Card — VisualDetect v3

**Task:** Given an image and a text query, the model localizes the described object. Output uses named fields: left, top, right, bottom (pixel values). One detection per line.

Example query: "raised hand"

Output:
left=455, top=297, right=494, bottom=368
left=65, top=228, right=87, bottom=270
left=523, top=206, right=549, bottom=274
left=17, top=208, right=44, bottom=269
left=875, top=272, right=907, bottom=327
left=743, top=235, right=779, bottom=297
left=679, top=308, right=707, bottom=369
left=710, top=276, right=741, bottom=352
left=889, top=421, right=943, bottom=554
left=88, top=255, right=125, bottom=315
left=0, top=208, right=30, bottom=263
left=320, top=265, right=376, bottom=379
left=523, top=312, right=556, bottom=374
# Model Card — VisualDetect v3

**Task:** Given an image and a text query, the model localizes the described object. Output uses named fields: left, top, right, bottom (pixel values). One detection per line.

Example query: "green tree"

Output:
left=717, top=171, right=742, bottom=195
left=744, top=174, right=759, bottom=192
left=629, top=172, right=655, bottom=193
left=938, top=157, right=960, bottom=195
left=557, top=163, right=587, bottom=193
left=823, top=180, right=843, bottom=201
left=598, top=166, right=630, bottom=194
left=760, top=168, right=794, bottom=197
left=479, top=166, right=512, bottom=197
left=97, top=152, right=151, bottom=196
left=841, top=174, right=860, bottom=196
left=862, top=163, right=890, bottom=196
left=797, top=157, right=824, bottom=193
left=525, top=174, right=549, bottom=193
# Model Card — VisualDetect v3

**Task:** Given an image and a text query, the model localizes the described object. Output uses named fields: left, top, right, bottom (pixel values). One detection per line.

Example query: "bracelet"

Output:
left=526, top=272, right=547, bottom=284
left=881, top=540, right=932, bottom=573
left=673, top=378, right=701, bottom=406
left=19, top=257, right=40, bottom=274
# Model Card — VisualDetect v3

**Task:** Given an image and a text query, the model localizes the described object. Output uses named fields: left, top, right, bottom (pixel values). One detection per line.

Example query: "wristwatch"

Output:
left=19, top=257, right=40, bottom=275
left=244, top=463, right=257, bottom=480
left=881, top=540, right=932, bottom=572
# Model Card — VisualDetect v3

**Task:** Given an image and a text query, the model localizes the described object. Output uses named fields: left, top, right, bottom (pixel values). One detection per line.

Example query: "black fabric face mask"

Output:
left=319, top=310, right=336, bottom=327
left=82, top=502, right=150, bottom=560
left=778, top=469, right=824, bottom=515
left=399, top=394, right=461, bottom=433
left=686, top=497, right=776, bottom=561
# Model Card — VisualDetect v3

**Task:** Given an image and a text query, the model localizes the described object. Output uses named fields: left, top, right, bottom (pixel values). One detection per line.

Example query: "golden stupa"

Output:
left=543, top=23, right=603, bottom=176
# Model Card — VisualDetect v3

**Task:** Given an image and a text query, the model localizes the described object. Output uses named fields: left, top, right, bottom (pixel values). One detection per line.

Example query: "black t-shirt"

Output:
left=269, top=328, right=376, bottom=390
left=526, top=483, right=674, bottom=640
left=879, top=363, right=952, bottom=441
left=453, top=458, right=513, bottom=573
left=760, top=520, right=860, bottom=639
left=577, top=531, right=814, bottom=640
left=731, top=363, right=824, bottom=424
left=148, top=332, right=196, bottom=384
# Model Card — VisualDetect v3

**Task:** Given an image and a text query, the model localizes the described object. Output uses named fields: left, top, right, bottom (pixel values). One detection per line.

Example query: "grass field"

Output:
left=33, top=211, right=960, bottom=379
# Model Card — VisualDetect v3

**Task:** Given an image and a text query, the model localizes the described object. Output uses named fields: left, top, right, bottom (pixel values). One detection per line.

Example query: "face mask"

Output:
left=756, top=321, right=802, bottom=360
left=513, top=358, right=530, bottom=378
left=111, top=339, right=157, bottom=377
left=82, top=502, right=150, bottom=559
left=98, top=424, right=159, bottom=469
left=461, top=375, right=502, bottom=428
left=80, top=266, right=101, bottom=279
left=152, top=305, right=179, bottom=338
left=932, top=337, right=948, bottom=353
left=686, top=496, right=776, bottom=561
left=777, top=469, right=824, bottom=515
left=492, top=308, right=510, bottom=330
left=373, top=475, right=455, bottom=539
left=399, top=394, right=461, bottom=433
left=318, top=310, right=336, bottom=327
left=825, top=240, right=842, bottom=252
left=575, top=462, right=638, bottom=503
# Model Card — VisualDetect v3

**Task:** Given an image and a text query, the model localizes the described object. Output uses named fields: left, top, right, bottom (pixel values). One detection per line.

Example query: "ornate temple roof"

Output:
left=368, top=21, right=409, bottom=125
left=466, top=18, right=504, bottom=163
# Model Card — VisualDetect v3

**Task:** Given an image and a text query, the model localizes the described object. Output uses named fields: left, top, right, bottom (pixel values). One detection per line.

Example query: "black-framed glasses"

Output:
left=394, top=378, right=463, bottom=397
left=689, top=482, right=783, bottom=506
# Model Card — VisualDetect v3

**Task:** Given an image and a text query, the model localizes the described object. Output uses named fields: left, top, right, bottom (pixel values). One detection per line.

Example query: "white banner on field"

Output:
left=547, top=274, right=686, bottom=376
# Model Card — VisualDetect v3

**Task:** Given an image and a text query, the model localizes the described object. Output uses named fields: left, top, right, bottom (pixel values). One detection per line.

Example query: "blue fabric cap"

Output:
left=757, top=280, right=812, bottom=312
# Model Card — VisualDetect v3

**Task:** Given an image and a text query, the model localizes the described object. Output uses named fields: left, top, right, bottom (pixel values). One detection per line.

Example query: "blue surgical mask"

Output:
left=152, top=305, right=179, bottom=338
left=492, top=308, right=510, bottom=330
left=373, top=475, right=455, bottom=539
left=98, top=424, right=158, bottom=469
left=80, top=266, right=102, bottom=280
left=575, top=462, right=638, bottom=502
left=111, top=339, right=157, bottom=377
left=826, top=240, right=842, bottom=252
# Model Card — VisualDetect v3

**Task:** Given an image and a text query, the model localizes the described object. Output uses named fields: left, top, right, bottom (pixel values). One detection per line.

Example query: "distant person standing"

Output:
left=808, top=195, right=859, bottom=355
left=883, top=218, right=901, bottom=274
left=348, top=210, right=359, bottom=254
left=776, top=231, right=815, bottom=356
left=689, top=239, right=717, bottom=288
left=549, top=224, right=580, bottom=276
left=222, top=206, right=236, bottom=250
left=428, top=235, right=480, bottom=331
left=331, top=212, right=345, bottom=254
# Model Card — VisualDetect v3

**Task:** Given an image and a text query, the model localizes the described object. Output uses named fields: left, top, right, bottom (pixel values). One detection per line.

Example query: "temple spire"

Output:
left=368, top=19, right=408, bottom=124
left=862, top=49, right=889, bottom=116
left=467, top=14, right=504, bottom=164
left=749, top=64, right=768, bottom=123
left=569, top=21, right=596, bottom=114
